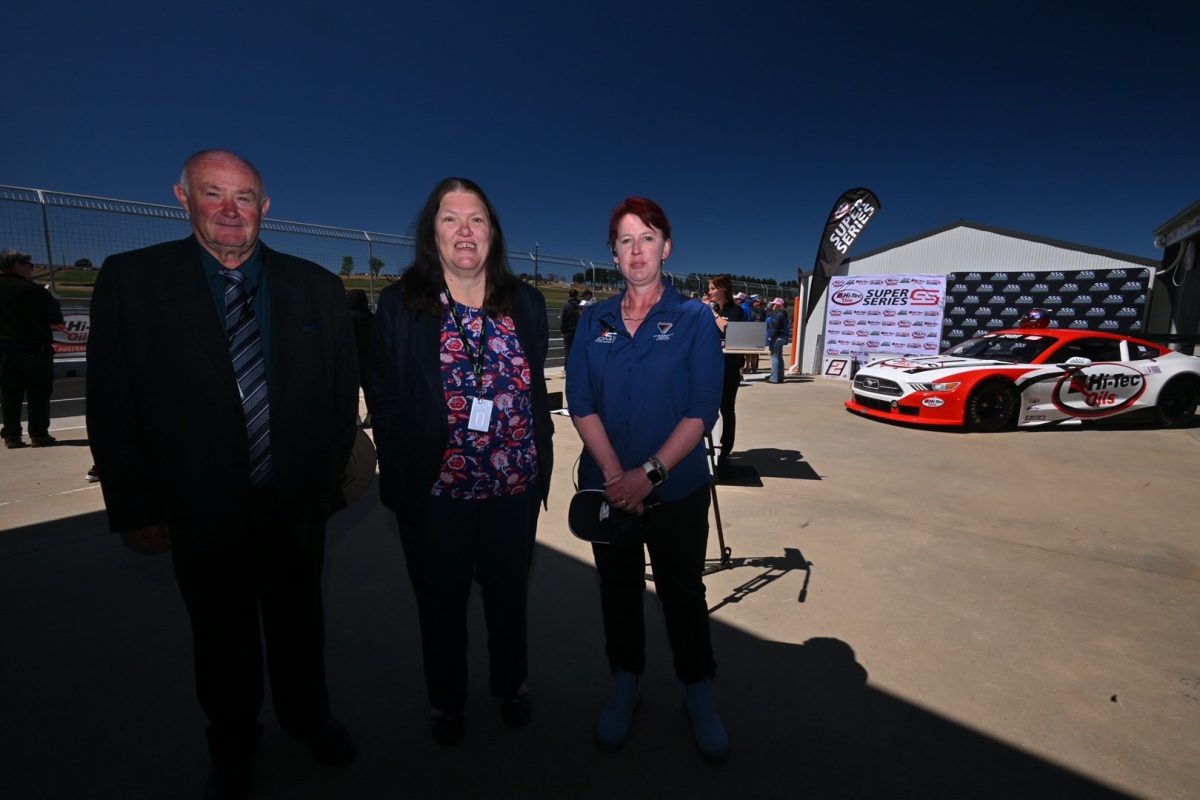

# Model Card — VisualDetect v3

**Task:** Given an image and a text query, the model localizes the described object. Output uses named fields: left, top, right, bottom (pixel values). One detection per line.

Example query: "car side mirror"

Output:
left=1065, top=356, right=1092, bottom=366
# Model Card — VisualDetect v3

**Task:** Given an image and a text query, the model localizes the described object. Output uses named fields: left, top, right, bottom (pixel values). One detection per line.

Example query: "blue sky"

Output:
left=4, top=1, right=1198, bottom=282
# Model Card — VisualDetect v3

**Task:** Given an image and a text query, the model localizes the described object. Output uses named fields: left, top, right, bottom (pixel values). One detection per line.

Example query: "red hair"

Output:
left=608, top=196, right=672, bottom=250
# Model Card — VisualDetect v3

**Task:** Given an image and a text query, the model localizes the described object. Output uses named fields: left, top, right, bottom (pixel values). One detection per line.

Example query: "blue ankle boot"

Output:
left=596, top=670, right=641, bottom=750
left=684, top=679, right=729, bottom=763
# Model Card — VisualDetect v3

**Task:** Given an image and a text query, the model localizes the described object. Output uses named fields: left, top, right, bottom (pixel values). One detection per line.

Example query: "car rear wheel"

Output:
left=966, top=381, right=1016, bottom=432
left=1155, top=376, right=1199, bottom=428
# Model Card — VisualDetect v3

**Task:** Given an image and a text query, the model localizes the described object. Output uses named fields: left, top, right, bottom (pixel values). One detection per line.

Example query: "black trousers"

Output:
left=591, top=485, right=715, bottom=684
left=171, top=489, right=331, bottom=764
left=718, top=357, right=742, bottom=459
left=0, top=350, right=54, bottom=440
left=397, top=490, right=541, bottom=714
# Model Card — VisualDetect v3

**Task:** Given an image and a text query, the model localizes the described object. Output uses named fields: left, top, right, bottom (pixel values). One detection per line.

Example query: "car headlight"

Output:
left=909, top=381, right=961, bottom=392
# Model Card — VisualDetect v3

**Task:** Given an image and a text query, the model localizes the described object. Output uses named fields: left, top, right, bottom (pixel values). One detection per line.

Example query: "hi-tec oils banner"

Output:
left=821, top=274, right=946, bottom=379
left=941, top=268, right=1152, bottom=350
left=52, top=306, right=90, bottom=355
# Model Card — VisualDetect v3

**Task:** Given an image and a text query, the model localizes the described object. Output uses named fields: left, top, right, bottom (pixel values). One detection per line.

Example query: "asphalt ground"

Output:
left=1, top=371, right=1198, bottom=799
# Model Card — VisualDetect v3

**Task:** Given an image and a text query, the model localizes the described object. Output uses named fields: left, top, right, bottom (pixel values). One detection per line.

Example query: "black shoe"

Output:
left=85, top=467, right=99, bottom=483
left=430, top=711, right=465, bottom=746
left=284, top=716, right=356, bottom=767
left=30, top=435, right=56, bottom=447
left=3, top=438, right=25, bottom=449
left=204, top=762, right=251, bottom=800
left=500, top=689, right=532, bottom=729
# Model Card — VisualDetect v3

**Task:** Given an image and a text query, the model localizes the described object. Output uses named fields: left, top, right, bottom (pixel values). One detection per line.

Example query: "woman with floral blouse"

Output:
left=370, top=177, right=553, bottom=746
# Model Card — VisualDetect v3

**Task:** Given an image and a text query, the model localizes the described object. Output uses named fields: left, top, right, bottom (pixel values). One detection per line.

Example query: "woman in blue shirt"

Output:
left=566, top=197, right=729, bottom=763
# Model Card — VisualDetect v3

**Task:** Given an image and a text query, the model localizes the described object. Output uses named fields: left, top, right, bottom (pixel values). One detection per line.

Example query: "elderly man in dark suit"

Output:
left=86, top=149, right=359, bottom=800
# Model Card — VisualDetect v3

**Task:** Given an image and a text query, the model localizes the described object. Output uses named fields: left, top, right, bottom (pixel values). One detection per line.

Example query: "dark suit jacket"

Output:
left=370, top=280, right=553, bottom=525
left=86, top=237, right=359, bottom=552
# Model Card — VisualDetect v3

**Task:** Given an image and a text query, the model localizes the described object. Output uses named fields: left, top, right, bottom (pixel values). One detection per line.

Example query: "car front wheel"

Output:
left=1155, top=376, right=1199, bottom=428
left=966, top=381, right=1017, bottom=432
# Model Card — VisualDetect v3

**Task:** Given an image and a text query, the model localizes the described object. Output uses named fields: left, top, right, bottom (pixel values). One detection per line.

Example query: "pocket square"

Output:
left=303, top=319, right=320, bottom=332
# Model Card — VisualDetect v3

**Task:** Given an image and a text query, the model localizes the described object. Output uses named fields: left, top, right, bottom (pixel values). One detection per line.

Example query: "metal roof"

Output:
left=845, top=220, right=1158, bottom=268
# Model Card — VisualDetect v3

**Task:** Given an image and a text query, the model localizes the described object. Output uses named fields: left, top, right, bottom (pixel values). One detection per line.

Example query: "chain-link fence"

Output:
left=0, top=185, right=423, bottom=305
left=1, top=185, right=800, bottom=297
left=1, top=185, right=800, bottom=367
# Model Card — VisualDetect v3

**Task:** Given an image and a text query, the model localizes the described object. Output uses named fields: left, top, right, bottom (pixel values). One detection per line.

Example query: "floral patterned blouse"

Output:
left=432, top=295, right=538, bottom=499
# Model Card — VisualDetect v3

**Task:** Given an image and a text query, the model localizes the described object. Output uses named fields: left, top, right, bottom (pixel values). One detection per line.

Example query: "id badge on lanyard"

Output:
left=468, top=397, right=494, bottom=432
left=446, top=290, right=494, bottom=433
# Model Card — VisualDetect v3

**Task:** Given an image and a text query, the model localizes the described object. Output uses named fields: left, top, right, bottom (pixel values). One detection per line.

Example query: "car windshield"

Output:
left=943, top=333, right=1059, bottom=364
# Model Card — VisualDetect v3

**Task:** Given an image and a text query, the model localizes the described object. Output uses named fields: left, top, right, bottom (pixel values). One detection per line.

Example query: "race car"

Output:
left=845, top=327, right=1200, bottom=431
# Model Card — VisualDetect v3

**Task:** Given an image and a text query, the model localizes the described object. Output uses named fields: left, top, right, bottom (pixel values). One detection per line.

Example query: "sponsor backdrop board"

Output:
left=941, top=268, right=1152, bottom=349
left=821, top=274, right=946, bottom=379
left=53, top=306, right=90, bottom=355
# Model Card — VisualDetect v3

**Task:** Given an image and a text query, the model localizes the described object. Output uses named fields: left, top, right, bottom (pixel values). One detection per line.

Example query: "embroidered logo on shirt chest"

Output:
left=654, top=322, right=674, bottom=342
left=595, top=329, right=617, bottom=344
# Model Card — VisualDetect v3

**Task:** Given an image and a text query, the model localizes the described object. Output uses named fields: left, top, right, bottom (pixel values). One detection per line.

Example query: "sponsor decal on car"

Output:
left=921, top=397, right=945, bottom=408
left=1051, top=364, right=1146, bottom=417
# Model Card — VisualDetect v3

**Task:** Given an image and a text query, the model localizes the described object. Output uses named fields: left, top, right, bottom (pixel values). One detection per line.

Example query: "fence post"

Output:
left=364, top=231, right=375, bottom=307
left=35, top=190, right=57, bottom=296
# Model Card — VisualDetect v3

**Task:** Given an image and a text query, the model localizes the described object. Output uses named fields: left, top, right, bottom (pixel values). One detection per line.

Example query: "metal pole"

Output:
left=36, top=190, right=57, bottom=296
left=364, top=232, right=375, bottom=308
left=797, top=272, right=811, bottom=373
left=533, top=242, right=539, bottom=286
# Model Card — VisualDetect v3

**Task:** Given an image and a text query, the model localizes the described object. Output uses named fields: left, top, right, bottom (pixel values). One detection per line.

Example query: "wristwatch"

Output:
left=642, top=455, right=669, bottom=487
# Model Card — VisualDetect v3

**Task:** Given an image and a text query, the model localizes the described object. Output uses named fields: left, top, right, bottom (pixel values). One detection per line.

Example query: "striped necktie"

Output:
left=221, top=268, right=273, bottom=487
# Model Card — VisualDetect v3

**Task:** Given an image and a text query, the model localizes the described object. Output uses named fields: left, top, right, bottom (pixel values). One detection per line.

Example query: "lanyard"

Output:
left=443, top=288, right=488, bottom=395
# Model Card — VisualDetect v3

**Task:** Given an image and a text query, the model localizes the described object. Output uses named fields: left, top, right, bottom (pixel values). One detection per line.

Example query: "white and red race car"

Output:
left=846, top=328, right=1200, bottom=431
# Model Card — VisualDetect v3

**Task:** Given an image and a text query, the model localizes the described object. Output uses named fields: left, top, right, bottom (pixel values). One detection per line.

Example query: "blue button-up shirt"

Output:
left=566, top=280, right=723, bottom=501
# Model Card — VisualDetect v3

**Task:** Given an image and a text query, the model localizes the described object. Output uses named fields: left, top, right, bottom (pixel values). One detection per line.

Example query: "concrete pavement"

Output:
left=1, top=371, right=1197, bottom=798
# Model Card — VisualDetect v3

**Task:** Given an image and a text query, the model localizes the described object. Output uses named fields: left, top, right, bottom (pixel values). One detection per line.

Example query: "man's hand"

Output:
left=120, top=523, right=171, bottom=555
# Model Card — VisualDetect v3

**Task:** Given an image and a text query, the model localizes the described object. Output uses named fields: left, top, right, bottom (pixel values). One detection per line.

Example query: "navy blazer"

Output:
left=86, top=237, right=359, bottom=551
left=370, top=280, right=553, bottom=525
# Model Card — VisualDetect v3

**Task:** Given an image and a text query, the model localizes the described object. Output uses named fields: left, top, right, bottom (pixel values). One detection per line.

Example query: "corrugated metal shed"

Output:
left=843, top=221, right=1157, bottom=275
left=798, top=221, right=1159, bottom=373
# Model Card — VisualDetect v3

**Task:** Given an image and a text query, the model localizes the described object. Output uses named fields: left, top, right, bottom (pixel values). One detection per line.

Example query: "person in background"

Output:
left=744, top=296, right=765, bottom=374
left=567, top=196, right=728, bottom=763
left=559, top=287, right=583, bottom=362
left=580, top=289, right=595, bottom=307
left=0, top=249, right=64, bottom=449
left=346, top=289, right=374, bottom=424
left=765, top=297, right=790, bottom=384
left=732, top=291, right=747, bottom=318
left=707, top=274, right=743, bottom=476
left=371, top=177, right=553, bottom=747
left=87, top=149, right=360, bottom=800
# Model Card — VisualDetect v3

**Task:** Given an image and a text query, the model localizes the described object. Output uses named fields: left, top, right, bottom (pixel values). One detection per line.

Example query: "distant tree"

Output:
left=340, top=255, right=355, bottom=278
left=572, top=272, right=586, bottom=284
left=369, top=256, right=384, bottom=277
left=73, top=258, right=94, bottom=270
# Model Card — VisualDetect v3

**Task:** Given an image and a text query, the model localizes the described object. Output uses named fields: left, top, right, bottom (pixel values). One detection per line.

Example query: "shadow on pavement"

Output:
left=734, top=447, right=821, bottom=480
left=0, top=492, right=1131, bottom=799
